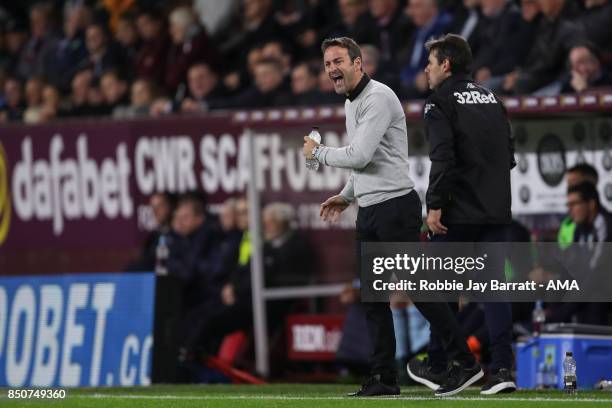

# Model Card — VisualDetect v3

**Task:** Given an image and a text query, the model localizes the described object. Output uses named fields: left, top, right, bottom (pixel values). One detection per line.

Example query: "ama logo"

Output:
left=0, top=142, right=11, bottom=246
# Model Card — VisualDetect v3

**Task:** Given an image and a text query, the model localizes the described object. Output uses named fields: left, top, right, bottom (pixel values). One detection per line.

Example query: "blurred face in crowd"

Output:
left=361, top=46, right=379, bottom=77
left=369, top=0, right=398, bottom=19
left=538, top=0, right=564, bottom=18
left=188, top=64, right=218, bottom=99
left=236, top=198, right=249, bottom=231
left=340, top=0, right=367, bottom=26
left=464, top=0, right=480, bottom=9
left=173, top=201, right=204, bottom=236
left=86, top=25, right=107, bottom=54
left=481, top=0, right=505, bottom=16
left=131, top=79, right=154, bottom=107
left=567, top=192, right=595, bottom=225
left=71, top=70, right=93, bottom=103
left=169, top=7, right=196, bottom=44
left=137, top=14, right=162, bottom=40
left=4, top=79, right=23, bottom=107
left=243, top=0, right=271, bottom=22
left=324, top=45, right=362, bottom=95
left=25, top=78, right=44, bottom=106
left=116, top=18, right=138, bottom=47
left=100, top=74, right=127, bottom=104
left=406, top=0, right=438, bottom=28
left=219, top=199, right=237, bottom=231
left=291, top=64, right=317, bottom=94
left=150, top=193, right=172, bottom=226
left=42, top=85, right=60, bottom=109
left=262, top=207, right=290, bottom=241
left=566, top=171, right=597, bottom=188
left=425, top=49, right=451, bottom=90
left=247, top=47, right=263, bottom=75
left=64, top=7, right=80, bottom=38
left=521, top=0, right=540, bottom=21
left=6, top=30, right=28, bottom=54
left=570, top=47, right=601, bottom=83
left=254, top=61, right=283, bottom=93
left=261, top=42, right=290, bottom=73
left=585, top=0, right=608, bottom=8
left=30, top=7, right=51, bottom=38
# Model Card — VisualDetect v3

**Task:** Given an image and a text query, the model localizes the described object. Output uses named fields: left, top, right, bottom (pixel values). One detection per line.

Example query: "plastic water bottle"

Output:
left=155, top=234, right=169, bottom=276
left=305, top=126, right=321, bottom=171
left=532, top=300, right=545, bottom=336
left=563, top=351, right=577, bottom=394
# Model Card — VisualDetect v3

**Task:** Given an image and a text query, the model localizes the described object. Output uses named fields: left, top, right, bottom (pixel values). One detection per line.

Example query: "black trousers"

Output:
left=429, top=224, right=513, bottom=372
left=356, top=191, right=475, bottom=383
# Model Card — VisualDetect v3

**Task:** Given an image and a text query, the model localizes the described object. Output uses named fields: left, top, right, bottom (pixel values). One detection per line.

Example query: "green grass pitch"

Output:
left=2, top=384, right=612, bottom=407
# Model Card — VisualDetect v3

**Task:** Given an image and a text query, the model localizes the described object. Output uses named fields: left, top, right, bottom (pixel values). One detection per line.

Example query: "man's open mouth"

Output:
left=330, top=73, right=344, bottom=86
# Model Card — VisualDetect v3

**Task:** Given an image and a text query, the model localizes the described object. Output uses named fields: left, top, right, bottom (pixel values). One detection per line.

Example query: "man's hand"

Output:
left=503, top=71, right=518, bottom=92
left=427, top=209, right=448, bottom=235
left=570, top=70, right=588, bottom=93
left=221, top=284, right=236, bottom=306
left=303, top=135, right=319, bottom=160
left=320, top=195, right=349, bottom=222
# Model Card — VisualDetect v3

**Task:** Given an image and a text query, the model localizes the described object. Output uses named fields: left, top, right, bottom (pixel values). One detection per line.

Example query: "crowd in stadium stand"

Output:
left=1, top=0, right=612, bottom=124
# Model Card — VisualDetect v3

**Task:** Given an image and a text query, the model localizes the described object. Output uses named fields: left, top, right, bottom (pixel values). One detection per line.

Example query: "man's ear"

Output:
left=354, top=56, right=362, bottom=72
left=443, top=59, right=451, bottom=74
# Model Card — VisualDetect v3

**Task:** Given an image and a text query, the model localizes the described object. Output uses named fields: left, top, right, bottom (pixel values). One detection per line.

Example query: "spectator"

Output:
left=134, top=9, right=169, bottom=84
left=361, top=43, right=400, bottom=90
left=561, top=45, right=612, bottom=94
left=399, top=0, right=453, bottom=98
left=473, top=0, right=533, bottom=87
left=22, top=76, right=45, bottom=124
left=357, top=0, right=413, bottom=65
left=262, top=202, right=314, bottom=288
left=126, top=192, right=176, bottom=272
left=261, top=40, right=292, bottom=77
left=0, top=77, right=24, bottom=122
left=505, top=0, right=585, bottom=95
left=114, top=13, right=140, bottom=67
left=322, top=0, right=369, bottom=41
left=43, top=4, right=89, bottom=92
left=227, top=57, right=291, bottom=108
left=38, top=83, right=60, bottom=123
left=179, top=63, right=226, bottom=113
left=165, top=6, right=219, bottom=93
left=15, top=2, right=60, bottom=81
left=100, top=70, right=129, bottom=113
left=113, top=77, right=157, bottom=119
left=1, top=17, right=29, bottom=77
left=578, top=0, right=612, bottom=53
left=82, top=23, right=125, bottom=80
left=280, top=62, right=322, bottom=106
left=61, top=68, right=105, bottom=117
left=448, top=0, right=481, bottom=54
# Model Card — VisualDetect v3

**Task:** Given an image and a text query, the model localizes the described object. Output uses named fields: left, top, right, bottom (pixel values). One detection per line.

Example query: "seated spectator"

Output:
left=322, top=0, right=369, bottom=42
left=1, top=18, right=29, bottom=77
left=561, top=45, right=612, bottom=94
left=15, top=2, right=60, bottom=81
left=505, top=0, right=585, bottom=95
left=226, top=57, right=291, bottom=108
left=37, top=83, right=60, bottom=123
left=43, top=4, right=89, bottom=92
left=222, top=45, right=263, bottom=94
left=399, top=0, right=453, bottom=99
left=261, top=40, right=292, bottom=78
left=279, top=62, right=323, bottom=106
left=126, top=192, right=176, bottom=272
left=22, top=76, right=45, bottom=124
left=60, top=68, right=107, bottom=117
left=578, top=0, right=612, bottom=54
left=361, top=44, right=400, bottom=91
left=165, top=6, right=219, bottom=93
left=0, top=77, right=25, bottom=122
left=448, top=0, right=481, bottom=54
left=262, top=202, right=314, bottom=288
left=114, top=13, right=140, bottom=67
left=113, top=77, right=157, bottom=119
left=179, top=63, right=227, bottom=113
left=473, top=0, right=533, bottom=87
left=81, top=22, right=125, bottom=80
left=100, top=70, right=129, bottom=114
left=134, top=9, right=169, bottom=84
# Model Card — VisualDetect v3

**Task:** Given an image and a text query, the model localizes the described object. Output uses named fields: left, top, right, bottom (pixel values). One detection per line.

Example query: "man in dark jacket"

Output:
left=407, top=34, right=517, bottom=395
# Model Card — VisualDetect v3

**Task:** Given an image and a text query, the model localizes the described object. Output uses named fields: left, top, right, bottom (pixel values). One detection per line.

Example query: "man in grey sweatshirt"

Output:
left=303, top=37, right=481, bottom=397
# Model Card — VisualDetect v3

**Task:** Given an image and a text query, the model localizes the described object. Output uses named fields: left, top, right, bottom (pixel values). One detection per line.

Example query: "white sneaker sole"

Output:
left=406, top=363, right=441, bottom=391
left=480, top=381, right=517, bottom=395
left=434, top=369, right=484, bottom=397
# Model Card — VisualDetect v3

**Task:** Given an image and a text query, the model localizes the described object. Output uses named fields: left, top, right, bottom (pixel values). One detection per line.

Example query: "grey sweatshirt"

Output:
left=314, top=76, right=414, bottom=207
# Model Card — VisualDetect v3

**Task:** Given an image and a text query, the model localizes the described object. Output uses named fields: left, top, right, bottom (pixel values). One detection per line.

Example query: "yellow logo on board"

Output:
left=0, top=142, right=11, bottom=246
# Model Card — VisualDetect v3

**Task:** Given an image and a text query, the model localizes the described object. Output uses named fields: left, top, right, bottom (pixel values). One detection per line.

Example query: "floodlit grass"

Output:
left=2, top=384, right=612, bottom=407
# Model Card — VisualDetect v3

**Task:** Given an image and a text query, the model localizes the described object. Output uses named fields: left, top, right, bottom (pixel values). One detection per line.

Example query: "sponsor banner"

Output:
left=0, top=115, right=611, bottom=276
left=0, top=273, right=154, bottom=386
left=286, top=314, right=345, bottom=361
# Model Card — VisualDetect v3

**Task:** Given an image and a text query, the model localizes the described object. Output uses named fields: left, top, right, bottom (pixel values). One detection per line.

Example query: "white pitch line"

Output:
left=74, top=393, right=612, bottom=403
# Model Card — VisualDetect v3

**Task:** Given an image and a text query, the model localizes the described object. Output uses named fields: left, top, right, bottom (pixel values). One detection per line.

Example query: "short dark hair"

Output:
left=177, top=192, right=206, bottom=216
left=321, top=37, right=362, bottom=63
left=567, top=163, right=599, bottom=184
left=256, top=57, right=283, bottom=73
left=568, top=181, right=600, bottom=206
left=425, top=34, right=472, bottom=74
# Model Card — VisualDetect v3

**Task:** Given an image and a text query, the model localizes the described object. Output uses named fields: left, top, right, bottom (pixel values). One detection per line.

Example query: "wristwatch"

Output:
left=312, top=144, right=323, bottom=161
